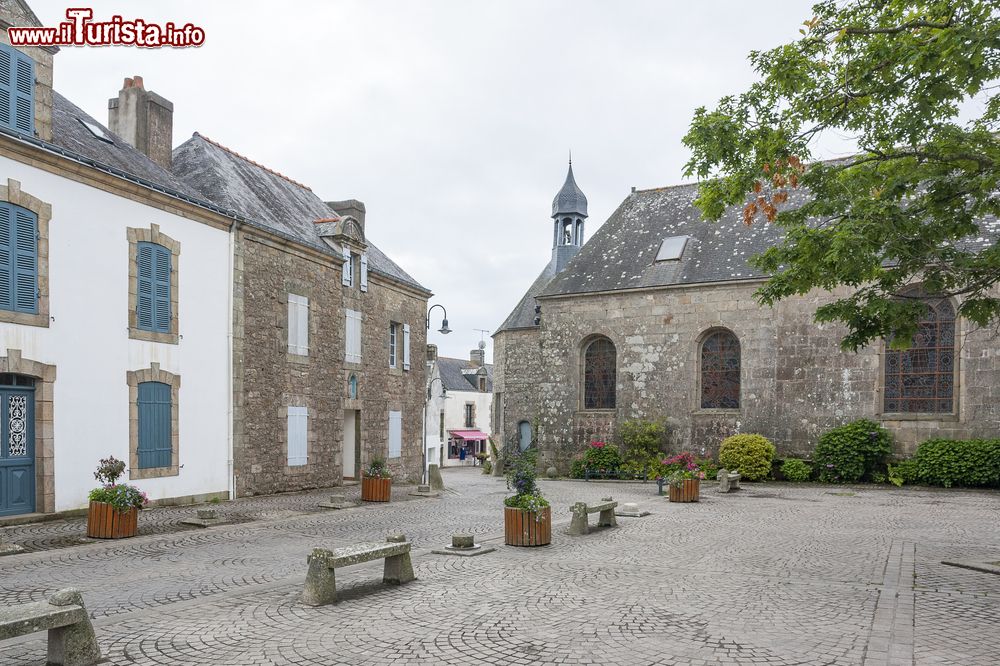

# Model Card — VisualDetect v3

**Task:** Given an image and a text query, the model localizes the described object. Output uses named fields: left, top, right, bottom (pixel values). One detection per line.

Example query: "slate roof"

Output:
left=540, top=182, right=1000, bottom=298
left=171, top=133, right=429, bottom=293
left=552, top=162, right=588, bottom=218
left=436, top=356, right=493, bottom=393
left=50, top=92, right=205, bottom=200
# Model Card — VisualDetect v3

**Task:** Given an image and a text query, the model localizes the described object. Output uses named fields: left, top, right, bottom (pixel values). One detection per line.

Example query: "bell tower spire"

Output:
left=550, top=156, right=588, bottom=272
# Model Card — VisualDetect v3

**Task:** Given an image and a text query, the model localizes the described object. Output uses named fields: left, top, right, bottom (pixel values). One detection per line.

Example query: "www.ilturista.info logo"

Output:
left=7, top=8, right=205, bottom=48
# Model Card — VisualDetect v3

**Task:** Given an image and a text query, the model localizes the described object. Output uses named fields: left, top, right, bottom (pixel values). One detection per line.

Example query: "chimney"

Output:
left=426, top=344, right=438, bottom=362
left=470, top=347, right=485, bottom=367
left=327, top=200, right=366, bottom=234
left=108, top=76, right=174, bottom=170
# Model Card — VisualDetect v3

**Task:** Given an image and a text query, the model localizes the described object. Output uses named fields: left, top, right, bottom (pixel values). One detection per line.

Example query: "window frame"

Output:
left=287, top=293, right=310, bottom=357
left=698, top=328, right=741, bottom=411
left=581, top=336, right=617, bottom=411
left=0, top=179, right=49, bottom=328
left=389, top=322, right=398, bottom=368
left=127, top=363, right=180, bottom=480
left=127, top=224, right=179, bottom=344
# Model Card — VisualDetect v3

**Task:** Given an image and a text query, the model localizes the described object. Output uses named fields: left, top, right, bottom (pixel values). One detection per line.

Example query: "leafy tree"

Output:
left=683, top=0, right=1000, bottom=350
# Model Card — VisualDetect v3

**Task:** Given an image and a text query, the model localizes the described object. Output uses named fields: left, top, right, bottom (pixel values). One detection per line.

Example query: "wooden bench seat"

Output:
left=568, top=497, right=618, bottom=535
left=0, top=589, right=101, bottom=666
left=302, top=535, right=415, bottom=606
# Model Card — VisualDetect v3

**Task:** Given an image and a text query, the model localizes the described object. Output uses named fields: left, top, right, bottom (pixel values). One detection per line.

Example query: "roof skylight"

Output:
left=77, top=118, right=114, bottom=144
left=655, top=235, right=689, bottom=262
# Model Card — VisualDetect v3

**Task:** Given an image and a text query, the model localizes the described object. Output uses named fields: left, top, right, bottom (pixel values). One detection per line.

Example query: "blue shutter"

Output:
left=0, top=204, right=11, bottom=311
left=137, top=242, right=170, bottom=333
left=137, top=381, right=172, bottom=468
left=13, top=207, right=37, bottom=313
left=0, top=44, right=34, bottom=134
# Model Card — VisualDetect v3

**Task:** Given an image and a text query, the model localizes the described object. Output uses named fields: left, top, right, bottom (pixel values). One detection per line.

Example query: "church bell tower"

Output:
left=551, top=157, right=588, bottom=272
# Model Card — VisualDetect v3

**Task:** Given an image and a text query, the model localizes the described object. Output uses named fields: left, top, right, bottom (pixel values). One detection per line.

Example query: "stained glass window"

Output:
left=701, top=330, right=740, bottom=409
left=884, top=295, right=956, bottom=413
left=583, top=338, right=616, bottom=409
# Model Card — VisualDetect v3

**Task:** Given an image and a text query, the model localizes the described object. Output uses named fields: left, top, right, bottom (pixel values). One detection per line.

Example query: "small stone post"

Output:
left=382, top=534, right=415, bottom=585
left=717, top=469, right=731, bottom=493
left=568, top=502, right=589, bottom=536
left=302, top=548, right=337, bottom=606
left=428, top=464, right=445, bottom=491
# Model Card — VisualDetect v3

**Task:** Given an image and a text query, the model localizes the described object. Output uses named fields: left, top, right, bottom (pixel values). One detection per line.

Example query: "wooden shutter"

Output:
left=360, top=253, right=369, bottom=292
left=341, top=245, right=352, bottom=286
left=151, top=244, right=170, bottom=332
left=137, top=382, right=172, bottom=469
left=388, top=410, right=402, bottom=458
left=345, top=309, right=362, bottom=363
left=287, top=294, right=309, bottom=355
left=0, top=45, right=34, bottom=134
left=0, top=204, right=12, bottom=311
left=286, top=406, right=308, bottom=466
left=402, top=323, right=411, bottom=371
left=9, top=205, right=37, bottom=314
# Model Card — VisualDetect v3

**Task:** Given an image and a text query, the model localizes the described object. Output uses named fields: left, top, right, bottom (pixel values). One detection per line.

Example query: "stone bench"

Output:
left=717, top=469, right=741, bottom=493
left=302, top=534, right=415, bottom=606
left=568, top=497, right=618, bottom=535
left=0, top=588, right=101, bottom=665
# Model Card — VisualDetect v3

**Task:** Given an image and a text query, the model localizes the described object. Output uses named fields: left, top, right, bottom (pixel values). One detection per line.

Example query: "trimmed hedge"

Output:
left=780, top=458, right=812, bottom=482
left=718, top=434, right=775, bottom=481
left=911, top=438, right=1000, bottom=488
left=814, top=419, right=891, bottom=483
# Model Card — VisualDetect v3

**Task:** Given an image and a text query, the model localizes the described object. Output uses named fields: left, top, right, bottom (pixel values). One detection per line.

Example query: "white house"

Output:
left=424, top=344, right=493, bottom=470
left=0, top=1, right=234, bottom=515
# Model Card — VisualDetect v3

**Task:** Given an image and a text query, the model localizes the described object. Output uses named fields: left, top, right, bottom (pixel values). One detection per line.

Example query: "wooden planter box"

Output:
left=504, top=505, right=551, bottom=546
left=668, top=478, right=701, bottom=503
left=86, top=501, right=139, bottom=539
left=361, top=475, right=392, bottom=502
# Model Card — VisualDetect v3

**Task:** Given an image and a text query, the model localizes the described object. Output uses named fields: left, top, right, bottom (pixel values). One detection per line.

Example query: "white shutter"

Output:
left=345, top=309, right=362, bottom=363
left=287, top=406, right=308, bottom=466
left=360, top=253, right=369, bottom=292
left=388, top=410, right=402, bottom=458
left=288, top=294, right=309, bottom=355
left=298, top=296, right=309, bottom=354
left=402, top=323, right=411, bottom=371
left=342, top=245, right=352, bottom=286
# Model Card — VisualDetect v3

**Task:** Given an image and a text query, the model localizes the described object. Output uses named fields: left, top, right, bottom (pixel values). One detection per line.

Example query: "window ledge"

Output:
left=0, top=310, right=49, bottom=328
left=692, top=408, right=741, bottom=416
left=284, top=464, right=311, bottom=476
left=286, top=352, right=310, bottom=365
left=575, top=409, right=616, bottom=415
left=130, top=465, right=179, bottom=480
left=130, top=328, right=179, bottom=345
left=879, top=413, right=960, bottom=422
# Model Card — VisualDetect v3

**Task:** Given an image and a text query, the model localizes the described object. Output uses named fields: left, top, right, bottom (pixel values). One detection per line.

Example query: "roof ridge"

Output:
left=192, top=132, right=313, bottom=192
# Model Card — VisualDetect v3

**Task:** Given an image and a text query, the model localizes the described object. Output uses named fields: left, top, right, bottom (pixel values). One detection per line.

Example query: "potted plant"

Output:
left=503, top=449, right=551, bottom=546
left=663, top=452, right=704, bottom=503
left=361, top=457, right=392, bottom=502
left=86, top=456, right=147, bottom=539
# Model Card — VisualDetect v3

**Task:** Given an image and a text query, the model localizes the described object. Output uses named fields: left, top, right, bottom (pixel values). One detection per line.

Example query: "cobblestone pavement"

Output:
left=0, top=469, right=997, bottom=665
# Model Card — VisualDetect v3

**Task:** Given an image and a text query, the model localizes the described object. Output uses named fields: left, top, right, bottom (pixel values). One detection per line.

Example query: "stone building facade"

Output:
left=494, top=168, right=1000, bottom=472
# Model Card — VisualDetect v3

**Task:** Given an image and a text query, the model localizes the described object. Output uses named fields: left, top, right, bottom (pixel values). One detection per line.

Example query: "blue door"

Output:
left=0, top=386, right=34, bottom=516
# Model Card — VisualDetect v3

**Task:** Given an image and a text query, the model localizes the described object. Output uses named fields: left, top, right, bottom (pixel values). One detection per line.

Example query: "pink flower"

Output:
left=591, top=441, right=606, bottom=449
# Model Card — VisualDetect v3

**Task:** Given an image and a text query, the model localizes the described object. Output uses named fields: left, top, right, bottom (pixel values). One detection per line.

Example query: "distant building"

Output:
left=493, top=161, right=1000, bottom=473
left=424, top=344, right=493, bottom=469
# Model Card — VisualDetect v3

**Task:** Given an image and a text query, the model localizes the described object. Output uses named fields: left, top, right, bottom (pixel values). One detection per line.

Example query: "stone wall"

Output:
left=496, top=281, right=1000, bottom=472
left=234, top=230, right=428, bottom=496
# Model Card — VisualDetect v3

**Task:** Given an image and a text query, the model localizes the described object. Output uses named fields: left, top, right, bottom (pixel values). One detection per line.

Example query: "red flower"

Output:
left=591, top=441, right=606, bottom=448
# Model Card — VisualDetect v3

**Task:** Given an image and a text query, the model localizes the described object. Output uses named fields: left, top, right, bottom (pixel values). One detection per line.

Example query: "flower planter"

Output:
left=360, top=475, right=392, bottom=502
left=668, top=478, right=700, bottom=503
left=504, top=505, right=551, bottom=546
left=86, top=501, right=139, bottom=539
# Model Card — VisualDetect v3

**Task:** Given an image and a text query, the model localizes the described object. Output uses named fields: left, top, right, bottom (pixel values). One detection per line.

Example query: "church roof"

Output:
left=551, top=162, right=588, bottom=218
left=541, top=182, right=1000, bottom=298
left=171, top=133, right=429, bottom=293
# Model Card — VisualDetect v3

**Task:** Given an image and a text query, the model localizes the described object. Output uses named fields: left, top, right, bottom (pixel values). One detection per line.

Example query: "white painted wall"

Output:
left=0, top=155, right=231, bottom=511
left=423, top=360, right=493, bottom=470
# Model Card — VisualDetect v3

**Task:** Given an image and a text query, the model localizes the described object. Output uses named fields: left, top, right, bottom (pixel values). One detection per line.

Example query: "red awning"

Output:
left=449, top=429, right=488, bottom=440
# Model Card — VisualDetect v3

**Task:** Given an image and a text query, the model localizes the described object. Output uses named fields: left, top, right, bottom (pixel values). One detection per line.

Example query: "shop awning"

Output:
left=449, top=430, right=488, bottom=440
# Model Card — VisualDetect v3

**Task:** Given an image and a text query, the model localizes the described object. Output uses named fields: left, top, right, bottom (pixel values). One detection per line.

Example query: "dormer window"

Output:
left=655, top=235, right=689, bottom=262
left=0, top=43, right=35, bottom=135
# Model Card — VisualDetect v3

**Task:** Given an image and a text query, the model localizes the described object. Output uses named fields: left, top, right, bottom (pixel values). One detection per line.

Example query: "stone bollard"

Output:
left=450, top=534, right=475, bottom=549
left=568, top=501, right=589, bottom=536
left=329, top=493, right=347, bottom=504
left=196, top=508, right=217, bottom=520
left=431, top=532, right=495, bottom=557
left=428, top=464, right=445, bottom=491
left=417, top=485, right=431, bottom=493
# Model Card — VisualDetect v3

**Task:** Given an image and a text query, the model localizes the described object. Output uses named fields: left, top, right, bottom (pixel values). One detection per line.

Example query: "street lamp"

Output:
left=422, top=377, right=447, bottom=484
left=426, top=303, right=451, bottom=335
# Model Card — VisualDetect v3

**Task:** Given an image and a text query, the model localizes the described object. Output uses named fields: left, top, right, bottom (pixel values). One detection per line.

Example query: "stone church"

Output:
left=492, top=163, right=1000, bottom=473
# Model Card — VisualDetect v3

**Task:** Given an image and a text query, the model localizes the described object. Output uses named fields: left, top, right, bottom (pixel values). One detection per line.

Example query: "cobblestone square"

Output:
left=1, top=469, right=998, bottom=665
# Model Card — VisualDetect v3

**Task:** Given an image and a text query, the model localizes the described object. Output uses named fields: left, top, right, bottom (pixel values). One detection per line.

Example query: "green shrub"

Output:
left=888, top=459, right=920, bottom=487
left=569, top=457, right=586, bottom=479
left=814, top=419, right=891, bottom=483
left=696, top=458, right=719, bottom=481
left=780, top=458, right=812, bottom=482
left=718, top=434, right=775, bottom=481
left=570, top=441, right=623, bottom=478
left=912, top=438, right=1000, bottom=488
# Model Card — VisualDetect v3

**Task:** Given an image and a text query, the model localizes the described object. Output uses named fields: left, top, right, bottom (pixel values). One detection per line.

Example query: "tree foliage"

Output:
left=683, top=0, right=1000, bottom=350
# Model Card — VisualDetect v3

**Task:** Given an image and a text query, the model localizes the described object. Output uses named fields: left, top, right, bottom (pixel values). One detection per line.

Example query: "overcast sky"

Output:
left=31, top=0, right=833, bottom=362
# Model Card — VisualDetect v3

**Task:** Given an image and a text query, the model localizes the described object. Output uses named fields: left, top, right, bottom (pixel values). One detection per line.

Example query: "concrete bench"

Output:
left=717, top=469, right=741, bottom=493
left=0, top=588, right=101, bottom=665
left=568, top=497, right=618, bottom=535
left=302, top=534, right=415, bottom=606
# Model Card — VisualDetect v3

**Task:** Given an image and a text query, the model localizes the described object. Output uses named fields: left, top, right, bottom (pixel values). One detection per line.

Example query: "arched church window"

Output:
left=700, top=329, right=740, bottom=409
left=883, top=290, right=956, bottom=414
left=583, top=337, right=616, bottom=409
